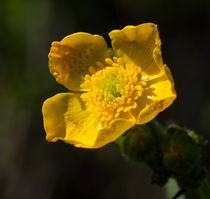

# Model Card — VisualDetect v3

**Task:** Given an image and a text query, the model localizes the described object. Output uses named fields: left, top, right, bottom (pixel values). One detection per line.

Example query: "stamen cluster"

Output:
left=80, top=57, right=147, bottom=123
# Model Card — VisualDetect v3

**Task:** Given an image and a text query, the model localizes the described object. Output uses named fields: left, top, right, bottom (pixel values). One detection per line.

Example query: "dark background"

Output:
left=1, top=0, right=210, bottom=198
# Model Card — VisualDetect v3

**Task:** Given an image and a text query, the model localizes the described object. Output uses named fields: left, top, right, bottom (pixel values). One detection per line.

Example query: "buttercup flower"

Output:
left=42, top=23, right=176, bottom=148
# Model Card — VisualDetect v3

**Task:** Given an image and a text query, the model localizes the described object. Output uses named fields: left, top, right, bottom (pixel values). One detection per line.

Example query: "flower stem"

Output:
left=172, top=189, right=186, bottom=199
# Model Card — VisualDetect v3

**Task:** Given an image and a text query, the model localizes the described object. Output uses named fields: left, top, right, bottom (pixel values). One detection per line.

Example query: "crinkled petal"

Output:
left=48, top=33, right=109, bottom=91
left=109, top=23, right=164, bottom=79
left=42, top=93, right=135, bottom=148
left=131, top=65, right=176, bottom=124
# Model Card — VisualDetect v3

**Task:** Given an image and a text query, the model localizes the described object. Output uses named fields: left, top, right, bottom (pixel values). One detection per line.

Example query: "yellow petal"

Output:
left=90, top=117, right=135, bottom=148
left=131, top=65, right=176, bottom=124
left=48, top=33, right=109, bottom=91
left=42, top=93, right=135, bottom=148
left=109, top=23, right=164, bottom=79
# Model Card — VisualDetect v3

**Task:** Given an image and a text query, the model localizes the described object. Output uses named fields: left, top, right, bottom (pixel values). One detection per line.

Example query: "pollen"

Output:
left=80, top=57, right=146, bottom=123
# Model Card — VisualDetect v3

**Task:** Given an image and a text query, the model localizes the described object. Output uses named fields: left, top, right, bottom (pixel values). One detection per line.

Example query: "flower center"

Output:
left=80, top=57, right=146, bottom=123
left=100, top=75, right=121, bottom=97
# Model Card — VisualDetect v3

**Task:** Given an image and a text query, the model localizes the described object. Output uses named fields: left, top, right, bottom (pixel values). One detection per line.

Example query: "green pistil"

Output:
left=100, top=75, right=121, bottom=97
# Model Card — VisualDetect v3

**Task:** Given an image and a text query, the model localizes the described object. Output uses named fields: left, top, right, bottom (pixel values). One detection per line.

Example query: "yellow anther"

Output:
left=132, top=102, right=137, bottom=109
left=53, top=71, right=58, bottom=76
left=106, top=114, right=114, bottom=121
left=112, top=63, right=122, bottom=68
left=105, top=58, right=114, bottom=66
left=117, top=57, right=124, bottom=66
left=115, top=112, right=120, bottom=118
left=84, top=74, right=91, bottom=80
left=117, top=107, right=124, bottom=112
left=136, top=91, right=143, bottom=96
left=113, top=56, right=118, bottom=62
left=140, top=81, right=147, bottom=86
left=88, top=66, right=96, bottom=74
left=127, top=98, right=132, bottom=104
left=135, top=85, right=143, bottom=91
left=49, top=53, right=62, bottom=59
left=96, top=61, right=104, bottom=68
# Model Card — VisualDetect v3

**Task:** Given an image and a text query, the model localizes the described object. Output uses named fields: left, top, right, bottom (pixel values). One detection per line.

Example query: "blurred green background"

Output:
left=1, top=0, right=210, bottom=198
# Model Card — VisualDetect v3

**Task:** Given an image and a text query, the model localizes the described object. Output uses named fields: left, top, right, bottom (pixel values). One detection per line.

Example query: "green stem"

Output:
left=185, top=181, right=210, bottom=199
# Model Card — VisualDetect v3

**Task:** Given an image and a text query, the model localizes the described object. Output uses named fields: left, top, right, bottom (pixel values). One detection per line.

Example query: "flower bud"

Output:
left=122, top=123, right=162, bottom=169
left=162, top=126, right=200, bottom=174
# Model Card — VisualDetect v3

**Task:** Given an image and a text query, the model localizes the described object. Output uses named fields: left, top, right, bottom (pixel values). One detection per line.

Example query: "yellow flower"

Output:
left=42, top=23, right=176, bottom=148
